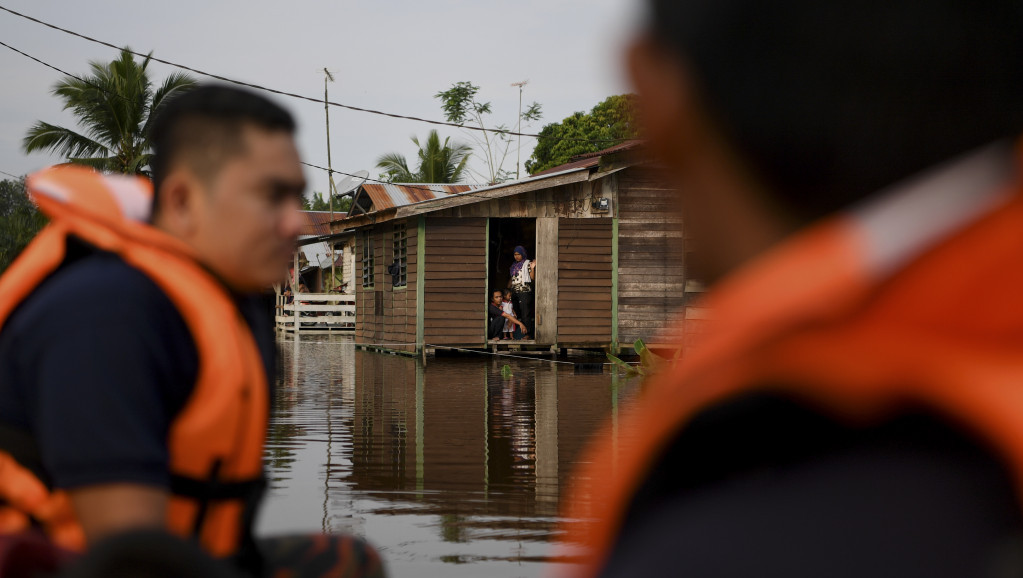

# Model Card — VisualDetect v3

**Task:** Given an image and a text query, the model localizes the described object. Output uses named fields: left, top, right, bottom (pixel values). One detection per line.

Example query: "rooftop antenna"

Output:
left=323, top=68, right=339, bottom=291
left=511, top=80, right=529, bottom=180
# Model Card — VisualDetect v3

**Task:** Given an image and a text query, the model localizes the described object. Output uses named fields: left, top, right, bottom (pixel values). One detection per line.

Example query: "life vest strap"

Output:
left=168, top=475, right=265, bottom=502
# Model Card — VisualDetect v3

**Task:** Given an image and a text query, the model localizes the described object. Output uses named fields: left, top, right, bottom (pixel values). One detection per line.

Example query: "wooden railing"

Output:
left=275, top=292, right=355, bottom=333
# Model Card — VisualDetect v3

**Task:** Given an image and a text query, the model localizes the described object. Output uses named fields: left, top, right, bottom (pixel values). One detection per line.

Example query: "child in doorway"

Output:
left=502, top=289, right=519, bottom=340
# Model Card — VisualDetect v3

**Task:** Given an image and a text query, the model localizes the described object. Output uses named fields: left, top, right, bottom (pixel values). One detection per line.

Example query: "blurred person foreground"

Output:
left=0, top=85, right=384, bottom=577
left=557, top=0, right=1023, bottom=577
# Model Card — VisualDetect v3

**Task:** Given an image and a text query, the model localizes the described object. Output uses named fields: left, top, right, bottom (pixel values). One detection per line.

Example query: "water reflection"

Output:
left=259, top=335, right=636, bottom=578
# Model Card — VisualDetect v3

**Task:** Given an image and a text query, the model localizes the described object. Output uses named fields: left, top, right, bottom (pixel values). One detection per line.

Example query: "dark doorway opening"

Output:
left=488, top=218, right=536, bottom=294
left=488, top=218, right=537, bottom=340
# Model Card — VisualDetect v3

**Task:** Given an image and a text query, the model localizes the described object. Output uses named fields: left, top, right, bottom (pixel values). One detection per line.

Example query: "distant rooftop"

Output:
left=530, top=139, right=643, bottom=177
left=300, top=211, right=346, bottom=236
left=348, top=183, right=482, bottom=216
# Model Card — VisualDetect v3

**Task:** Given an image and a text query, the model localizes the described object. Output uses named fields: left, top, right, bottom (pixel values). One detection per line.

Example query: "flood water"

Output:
left=257, top=334, right=639, bottom=578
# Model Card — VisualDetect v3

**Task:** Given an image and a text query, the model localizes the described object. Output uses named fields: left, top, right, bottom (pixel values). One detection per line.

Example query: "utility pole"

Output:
left=324, top=68, right=337, bottom=291
left=511, top=80, right=528, bottom=180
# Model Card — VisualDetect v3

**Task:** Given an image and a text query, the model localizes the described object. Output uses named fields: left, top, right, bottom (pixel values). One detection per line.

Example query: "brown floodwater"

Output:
left=257, top=334, right=639, bottom=578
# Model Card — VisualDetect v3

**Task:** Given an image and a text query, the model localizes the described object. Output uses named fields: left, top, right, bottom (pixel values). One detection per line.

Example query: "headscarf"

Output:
left=510, top=246, right=529, bottom=277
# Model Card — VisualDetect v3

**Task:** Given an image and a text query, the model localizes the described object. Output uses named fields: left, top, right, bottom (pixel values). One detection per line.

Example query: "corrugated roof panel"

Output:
left=300, top=211, right=346, bottom=236
left=358, top=183, right=481, bottom=212
left=529, top=140, right=644, bottom=177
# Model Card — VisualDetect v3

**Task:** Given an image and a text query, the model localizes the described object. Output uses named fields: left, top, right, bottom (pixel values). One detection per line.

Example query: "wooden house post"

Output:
left=416, top=215, right=426, bottom=357
left=292, top=250, right=300, bottom=333
left=534, top=217, right=559, bottom=345
left=611, top=218, right=620, bottom=353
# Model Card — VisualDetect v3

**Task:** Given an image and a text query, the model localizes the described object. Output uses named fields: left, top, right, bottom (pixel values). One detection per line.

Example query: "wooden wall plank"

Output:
left=615, top=167, right=692, bottom=348
left=557, top=217, right=612, bottom=343
left=423, top=217, right=487, bottom=346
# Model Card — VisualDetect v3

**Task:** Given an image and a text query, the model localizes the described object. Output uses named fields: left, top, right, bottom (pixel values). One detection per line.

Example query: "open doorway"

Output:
left=489, top=218, right=536, bottom=293
left=488, top=218, right=536, bottom=339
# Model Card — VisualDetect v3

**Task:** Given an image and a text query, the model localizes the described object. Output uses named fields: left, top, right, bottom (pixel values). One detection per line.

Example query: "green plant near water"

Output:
left=607, top=339, right=679, bottom=378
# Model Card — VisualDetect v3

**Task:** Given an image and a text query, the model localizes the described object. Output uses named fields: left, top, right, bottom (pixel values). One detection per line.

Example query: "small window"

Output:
left=391, top=224, right=408, bottom=288
left=361, top=231, right=375, bottom=288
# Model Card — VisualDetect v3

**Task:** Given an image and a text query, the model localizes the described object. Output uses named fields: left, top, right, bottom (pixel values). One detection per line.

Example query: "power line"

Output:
left=0, top=4, right=629, bottom=146
left=0, top=39, right=154, bottom=117
left=0, top=37, right=552, bottom=201
left=0, top=39, right=85, bottom=87
left=1, top=37, right=610, bottom=211
left=0, top=169, right=23, bottom=180
left=300, top=161, right=479, bottom=197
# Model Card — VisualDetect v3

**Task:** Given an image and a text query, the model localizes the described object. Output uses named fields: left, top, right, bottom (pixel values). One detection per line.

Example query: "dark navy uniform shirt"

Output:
left=0, top=247, right=275, bottom=490
left=598, top=394, right=1023, bottom=578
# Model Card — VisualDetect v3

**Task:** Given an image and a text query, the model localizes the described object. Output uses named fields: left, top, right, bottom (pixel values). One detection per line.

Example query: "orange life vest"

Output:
left=0, top=165, right=269, bottom=558
left=558, top=143, right=1023, bottom=577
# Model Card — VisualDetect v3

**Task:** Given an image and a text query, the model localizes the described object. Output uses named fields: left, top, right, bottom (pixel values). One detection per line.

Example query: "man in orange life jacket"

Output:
left=0, top=86, right=384, bottom=576
left=560, top=1, right=1023, bottom=577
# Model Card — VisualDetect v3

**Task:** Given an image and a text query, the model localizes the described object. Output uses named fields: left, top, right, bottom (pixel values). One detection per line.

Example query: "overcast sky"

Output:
left=0, top=0, right=643, bottom=199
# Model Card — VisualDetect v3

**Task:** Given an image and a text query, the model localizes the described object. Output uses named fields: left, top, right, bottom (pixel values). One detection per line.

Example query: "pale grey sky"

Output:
left=0, top=0, right=643, bottom=199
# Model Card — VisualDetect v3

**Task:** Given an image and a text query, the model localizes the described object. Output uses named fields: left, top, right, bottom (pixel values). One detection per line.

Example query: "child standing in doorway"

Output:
left=502, top=289, right=518, bottom=340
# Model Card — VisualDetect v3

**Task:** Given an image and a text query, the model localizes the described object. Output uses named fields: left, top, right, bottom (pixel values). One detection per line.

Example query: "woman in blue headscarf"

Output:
left=508, top=245, right=536, bottom=339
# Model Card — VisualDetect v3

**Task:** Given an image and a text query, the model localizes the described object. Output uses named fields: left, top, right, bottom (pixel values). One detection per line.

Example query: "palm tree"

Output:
left=22, top=48, right=196, bottom=175
left=376, top=130, right=472, bottom=183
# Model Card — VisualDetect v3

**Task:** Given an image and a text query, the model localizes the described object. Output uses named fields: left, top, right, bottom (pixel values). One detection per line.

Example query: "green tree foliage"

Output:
left=525, top=94, right=637, bottom=175
left=302, top=191, right=352, bottom=212
left=23, top=48, right=196, bottom=175
left=0, top=178, right=48, bottom=273
left=376, top=130, right=472, bottom=184
left=435, top=81, right=541, bottom=184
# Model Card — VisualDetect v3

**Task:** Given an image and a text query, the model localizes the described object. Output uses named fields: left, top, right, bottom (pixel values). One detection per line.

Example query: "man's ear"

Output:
left=152, top=169, right=201, bottom=238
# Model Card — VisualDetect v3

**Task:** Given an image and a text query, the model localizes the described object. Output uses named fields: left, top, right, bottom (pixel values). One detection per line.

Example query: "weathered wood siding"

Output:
left=533, top=217, right=559, bottom=346
left=557, top=218, right=613, bottom=345
left=423, top=217, right=487, bottom=346
left=616, top=168, right=687, bottom=346
left=355, top=220, right=418, bottom=353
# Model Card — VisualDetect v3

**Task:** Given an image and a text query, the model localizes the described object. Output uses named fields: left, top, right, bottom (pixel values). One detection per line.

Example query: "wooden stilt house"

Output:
left=335, top=143, right=701, bottom=356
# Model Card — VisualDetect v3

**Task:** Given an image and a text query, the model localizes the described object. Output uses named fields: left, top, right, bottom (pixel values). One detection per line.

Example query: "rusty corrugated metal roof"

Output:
left=354, top=183, right=480, bottom=213
left=529, top=140, right=644, bottom=177
left=300, top=211, right=346, bottom=236
left=529, top=156, right=601, bottom=177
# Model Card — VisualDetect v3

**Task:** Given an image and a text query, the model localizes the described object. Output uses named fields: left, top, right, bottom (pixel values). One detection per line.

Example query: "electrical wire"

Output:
left=0, top=37, right=479, bottom=198
left=0, top=3, right=630, bottom=145
left=300, top=161, right=482, bottom=198
left=1, top=38, right=620, bottom=210
left=0, top=169, right=23, bottom=180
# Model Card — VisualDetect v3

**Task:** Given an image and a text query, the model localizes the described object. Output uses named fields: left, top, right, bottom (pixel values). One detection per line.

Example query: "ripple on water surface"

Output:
left=258, top=335, right=638, bottom=578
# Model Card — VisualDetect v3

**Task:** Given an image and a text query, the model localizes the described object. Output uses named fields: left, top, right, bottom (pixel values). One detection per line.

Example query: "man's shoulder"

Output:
left=8, top=250, right=181, bottom=335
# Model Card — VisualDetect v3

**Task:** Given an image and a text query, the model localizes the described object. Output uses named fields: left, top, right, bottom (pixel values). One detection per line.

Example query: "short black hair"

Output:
left=148, top=84, right=296, bottom=213
left=648, top=0, right=1023, bottom=219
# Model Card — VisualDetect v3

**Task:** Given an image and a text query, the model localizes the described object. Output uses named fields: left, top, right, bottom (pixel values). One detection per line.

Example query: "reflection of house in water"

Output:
left=343, top=352, right=617, bottom=531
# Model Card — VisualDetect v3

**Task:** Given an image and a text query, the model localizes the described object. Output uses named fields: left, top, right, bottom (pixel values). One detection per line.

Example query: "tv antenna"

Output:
left=323, top=68, right=340, bottom=290
left=511, top=80, right=529, bottom=180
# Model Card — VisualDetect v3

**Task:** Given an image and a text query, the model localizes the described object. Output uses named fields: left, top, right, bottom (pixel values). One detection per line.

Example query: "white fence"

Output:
left=275, top=292, right=355, bottom=333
